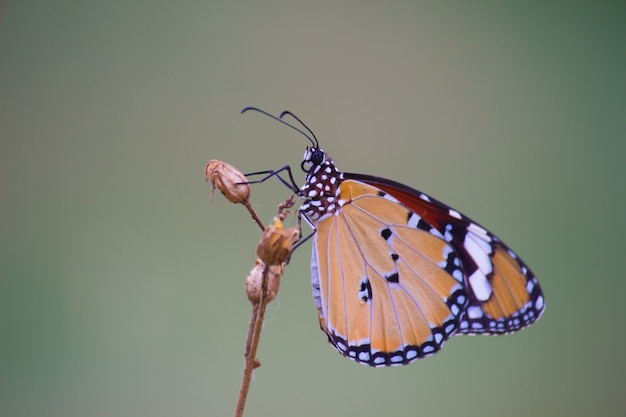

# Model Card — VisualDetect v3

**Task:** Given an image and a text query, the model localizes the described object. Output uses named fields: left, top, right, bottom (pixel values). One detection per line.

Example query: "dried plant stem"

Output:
left=234, top=202, right=267, bottom=417
left=205, top=162, right=296, bottom=417
left=243, top=201, right=265, bottom=231
left=235, top=264, right=271, bottom=417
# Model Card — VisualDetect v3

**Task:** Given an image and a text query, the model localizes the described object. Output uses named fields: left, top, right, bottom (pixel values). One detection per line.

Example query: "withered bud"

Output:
left=246, top=258, right=283, bottom=304
left=277, top=195, right=297, bottom=221
left=256, top=217, right=300, bottom=266
left=205, top=160, right=250, bottom=204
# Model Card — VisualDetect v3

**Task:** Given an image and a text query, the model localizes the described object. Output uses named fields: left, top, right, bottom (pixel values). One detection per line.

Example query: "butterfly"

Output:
left=242, top=107, right=545, bottom=367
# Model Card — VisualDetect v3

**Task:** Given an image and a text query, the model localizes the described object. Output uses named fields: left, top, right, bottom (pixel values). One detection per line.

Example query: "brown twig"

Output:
left=235, top=264, right=270, bottom=417
left=243, top=200, right=265, bottom=231
left=205, top=160, right=298, bottom=417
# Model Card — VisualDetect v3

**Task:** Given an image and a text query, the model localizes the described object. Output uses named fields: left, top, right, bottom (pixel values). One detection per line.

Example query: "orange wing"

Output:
left=345, top=173, right=545, bottom=336
left=311, top=180, right=467, bottom=366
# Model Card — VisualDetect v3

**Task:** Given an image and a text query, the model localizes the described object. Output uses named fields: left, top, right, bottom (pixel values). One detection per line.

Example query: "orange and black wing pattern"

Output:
left=299, top=160, right=543, bottom=367
left=346, top=173, right=545, bottom=337
left=310, top=180, right=466, bottom=366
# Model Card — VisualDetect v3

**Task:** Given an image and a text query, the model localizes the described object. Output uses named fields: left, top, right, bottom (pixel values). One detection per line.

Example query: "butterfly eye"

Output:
left=301, top=148, right=325, bottom=172
left=310, top=148, right=326, bottom=166
left=310, top=148, right=325, bottom=165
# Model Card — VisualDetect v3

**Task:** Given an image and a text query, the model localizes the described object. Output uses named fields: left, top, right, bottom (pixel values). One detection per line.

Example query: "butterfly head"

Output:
left=301, top=146, right=327, bottom=173
left=239, top=107, right=343, bottom=217
left=298, top=147, right=344, bottom=220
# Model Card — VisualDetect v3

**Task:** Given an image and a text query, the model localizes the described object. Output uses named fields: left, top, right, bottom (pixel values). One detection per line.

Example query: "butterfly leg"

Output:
left=242, top=165, right=300, bottom=193
left=290, top=211, right=317, bottom=252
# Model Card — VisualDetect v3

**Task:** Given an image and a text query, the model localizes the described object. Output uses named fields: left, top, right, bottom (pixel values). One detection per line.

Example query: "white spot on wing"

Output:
left=464, top=232, right=493, bottom=274
left=390, top=355, right=404, bottom=363
left=430, top=228, right=444, bottom=239
left=467, top=222, right=491, bottom=241
left=453, top=269, right=463, bottom=281
left=535, top=295, right=544, bottom=311
left=468, top=270, right=492, bottom=302
left=449, top=209, right=462, bottom=219
left=407, top=212, right=422, bottom=228
left=467, top=305, right=483, bottom=319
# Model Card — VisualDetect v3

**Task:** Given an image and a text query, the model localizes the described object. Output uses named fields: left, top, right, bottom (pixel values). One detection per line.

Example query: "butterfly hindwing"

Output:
left=311, top=180, right=466, bottom=366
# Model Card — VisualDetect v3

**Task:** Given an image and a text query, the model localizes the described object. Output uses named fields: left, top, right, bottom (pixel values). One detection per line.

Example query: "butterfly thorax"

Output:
left=299, top=148, right=344, bottom=221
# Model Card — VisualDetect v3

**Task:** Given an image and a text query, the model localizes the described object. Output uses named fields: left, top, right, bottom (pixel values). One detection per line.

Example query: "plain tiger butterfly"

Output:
left=242, top=107, right=545, bottom=367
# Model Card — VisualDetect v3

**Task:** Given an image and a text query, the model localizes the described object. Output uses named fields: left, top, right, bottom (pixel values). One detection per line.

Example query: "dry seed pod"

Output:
left=205, top=160, right=250, bottom=204
left=256, top=217, right=300, bottom=266
left=246, top=259, right=283, bottom=304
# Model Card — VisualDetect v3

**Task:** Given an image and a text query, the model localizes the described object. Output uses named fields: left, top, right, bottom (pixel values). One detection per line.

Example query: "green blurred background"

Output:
left=1, top=1, right=624, bottom=416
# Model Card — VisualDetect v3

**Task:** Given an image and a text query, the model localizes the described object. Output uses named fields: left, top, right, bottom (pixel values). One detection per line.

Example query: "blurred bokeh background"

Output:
left=1, top=2, right=624, bottom=416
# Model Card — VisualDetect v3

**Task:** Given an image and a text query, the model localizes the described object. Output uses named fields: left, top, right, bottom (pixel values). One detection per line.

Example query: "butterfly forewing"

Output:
left=344, top=172, right=545, bottom=336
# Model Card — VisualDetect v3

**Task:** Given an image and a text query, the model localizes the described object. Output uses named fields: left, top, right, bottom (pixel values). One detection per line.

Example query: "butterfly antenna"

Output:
left=279, top=111, right=319, bottom=148
left=241, top=107, right=317, bottom=148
